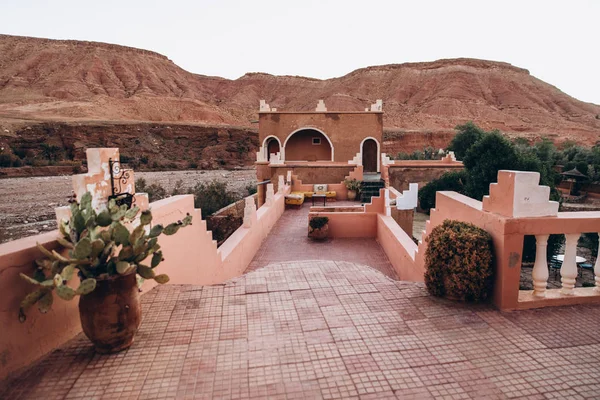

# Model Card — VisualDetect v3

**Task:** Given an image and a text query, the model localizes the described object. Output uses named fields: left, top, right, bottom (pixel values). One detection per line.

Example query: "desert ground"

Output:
left=0, top=169, right=256, bottom=244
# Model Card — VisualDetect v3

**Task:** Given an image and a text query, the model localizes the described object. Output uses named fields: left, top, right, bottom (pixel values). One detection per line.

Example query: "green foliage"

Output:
left=522, top=234, right=565, bottom=263
left=344, top=178, right=362, bottom=191
left=135, top=178, right=168, bottom=202
left=425, top=220, right=494, bottom=302
left=40, top=143, right=63, bottom=163
left=448, top=122, right=487, bottom=160
left=418, top=171, right=468, bottom=213
left=309, top=217, right=329, bottom=230
left=579, top=233, right=599, bottom=258
left=246, top=184, right=257, bottom=196
left=192, top=180, right=237, bottom=218
left=18, top=192, right=192, bottom=322
left=463, top=131, right=521, bottom=201
left=395, top=146, right=442, bottom=161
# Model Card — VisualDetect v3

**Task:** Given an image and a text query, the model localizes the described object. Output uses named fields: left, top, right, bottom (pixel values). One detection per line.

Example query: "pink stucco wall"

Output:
left=376, top=215, right=424, bottom=281
left=0, top=187, right=290, bottom=380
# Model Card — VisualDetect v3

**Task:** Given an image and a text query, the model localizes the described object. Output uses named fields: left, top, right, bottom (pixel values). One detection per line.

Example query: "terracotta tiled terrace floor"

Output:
left=2, top=261, right=600, bottom=399
left=247, top=202, right=398, bottom=279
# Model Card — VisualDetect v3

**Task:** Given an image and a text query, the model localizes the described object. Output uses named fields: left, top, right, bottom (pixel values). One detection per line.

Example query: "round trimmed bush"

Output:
left=424, top=220, right=494, bottom=302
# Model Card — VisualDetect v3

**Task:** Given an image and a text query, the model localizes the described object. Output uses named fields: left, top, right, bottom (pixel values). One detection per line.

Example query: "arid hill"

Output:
left=1, top=34, right=599, bottom=145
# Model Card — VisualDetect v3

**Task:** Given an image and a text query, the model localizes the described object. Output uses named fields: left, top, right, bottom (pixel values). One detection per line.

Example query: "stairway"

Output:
left=360, top=174, right=385, bottom=203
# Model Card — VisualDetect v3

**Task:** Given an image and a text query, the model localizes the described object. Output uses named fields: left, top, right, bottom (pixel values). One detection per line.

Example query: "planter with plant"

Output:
left=344, top=179, right=361, bottom=201
left=308, top=216, right=329, bottom=240
left=18, top=192, right=192, bottom=353
left=424, top=220, right=494, bottom=302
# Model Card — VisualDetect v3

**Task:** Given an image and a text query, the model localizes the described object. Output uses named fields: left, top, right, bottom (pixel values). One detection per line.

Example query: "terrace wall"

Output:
left=0, top=148, right=290, bottom=380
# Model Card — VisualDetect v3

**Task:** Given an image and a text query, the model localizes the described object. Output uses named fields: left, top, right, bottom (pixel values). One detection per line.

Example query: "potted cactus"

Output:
left=344, top=179, right=361, bottom=201
left=308, top=216, right=329, bottom=240
left=18, top=192, right=192, bottom=353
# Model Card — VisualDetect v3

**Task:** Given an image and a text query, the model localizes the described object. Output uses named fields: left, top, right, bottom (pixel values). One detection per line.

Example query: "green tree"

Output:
left=447, top=121, right=487, bottom=160
left=463, top=132, right=521, bottom=200
left=418, top=171, right=468, bottom=213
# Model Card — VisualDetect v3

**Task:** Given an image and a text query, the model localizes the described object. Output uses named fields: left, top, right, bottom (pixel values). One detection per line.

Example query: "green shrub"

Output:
left=246, top=184, right=257, bottom=196
left=0, top=154, right=13, bottom=167
left=425, top=220, right=494, bottom=302
left=309, top=217, right=329, bottom=230
left=418, top=170, right=468, bottom=213
left=135, top=178, right=168, bottom=203
left=192, top=180, right=237, bottom=218
left=140, top=155, right=149, bottom=164
left=188, top=161, right=198, bottom=169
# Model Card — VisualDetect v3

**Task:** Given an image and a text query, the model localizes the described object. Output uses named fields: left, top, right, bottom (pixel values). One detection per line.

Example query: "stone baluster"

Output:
left=595, top=233, right=600, bottom=292
left=265, top=183, right=275, bottom=206
left=560, top=233, right=580, bottom=295
left=532, top=234, right=549, bottom=297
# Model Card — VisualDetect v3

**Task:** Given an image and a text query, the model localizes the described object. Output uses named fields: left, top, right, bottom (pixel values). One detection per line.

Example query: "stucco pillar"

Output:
left=391, top=208, right=414, bottom=238
left=243, top=197, right=257, bottom=228
left=492, top=233, right=524, bottom=310
left=265, top=184, right=275, bottom=206
left=257, top=184, right=266, bottom=208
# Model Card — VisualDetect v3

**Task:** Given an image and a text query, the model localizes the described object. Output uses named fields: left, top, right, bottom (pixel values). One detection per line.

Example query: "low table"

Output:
left=312, top=194, right=326, bottom=206
left=553, top=255, right=586, bottom=263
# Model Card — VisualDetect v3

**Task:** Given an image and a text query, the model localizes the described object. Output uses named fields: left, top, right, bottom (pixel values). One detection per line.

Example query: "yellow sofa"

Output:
left=304, top=184, right=336, bottom=200
left=285, top=192, right=305, bottom=206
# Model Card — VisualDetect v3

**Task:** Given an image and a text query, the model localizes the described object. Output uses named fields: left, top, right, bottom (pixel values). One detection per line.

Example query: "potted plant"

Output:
left=308, top=216, right=329, bottom=240
left=18, top=192, right=192, bottom=353
left=344, top=179, right=361, bottom=201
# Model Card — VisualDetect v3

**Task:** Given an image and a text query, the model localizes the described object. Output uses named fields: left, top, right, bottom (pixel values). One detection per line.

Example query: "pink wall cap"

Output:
left=482, top=170, right=559, bottom=218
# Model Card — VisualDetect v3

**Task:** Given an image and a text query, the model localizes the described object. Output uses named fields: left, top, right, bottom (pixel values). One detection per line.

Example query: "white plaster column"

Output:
left=532, top=234, right=549, bottom=297
left=595, top=232, right=600, bottom=292
left=278, top=175, right=285, bottom=193
left=265, top=183, right=275, bottom=206
left=286, top=170, right=292, bottom=185
left=243, top=197, right=256, bottom=228
left=560, top=233, right=580, bottom=295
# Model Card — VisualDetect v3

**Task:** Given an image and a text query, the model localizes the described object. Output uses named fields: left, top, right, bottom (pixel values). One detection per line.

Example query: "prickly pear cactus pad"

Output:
left=18, top=191, right=192, bottom=321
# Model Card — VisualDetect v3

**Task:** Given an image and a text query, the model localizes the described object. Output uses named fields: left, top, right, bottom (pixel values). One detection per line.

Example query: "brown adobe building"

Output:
left=256, top=99, right=384, bottom=204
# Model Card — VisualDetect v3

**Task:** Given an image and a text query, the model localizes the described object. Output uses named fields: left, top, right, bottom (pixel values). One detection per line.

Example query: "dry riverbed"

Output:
left=0, top=169, right=256, bottom=244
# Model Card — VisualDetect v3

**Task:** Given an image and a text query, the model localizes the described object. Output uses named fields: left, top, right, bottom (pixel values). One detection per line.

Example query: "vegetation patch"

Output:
left=425, top=220, right=494, bottom=303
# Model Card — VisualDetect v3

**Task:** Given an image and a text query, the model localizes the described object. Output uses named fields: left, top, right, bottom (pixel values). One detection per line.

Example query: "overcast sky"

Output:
left=2, top=0, right=599, bottom=105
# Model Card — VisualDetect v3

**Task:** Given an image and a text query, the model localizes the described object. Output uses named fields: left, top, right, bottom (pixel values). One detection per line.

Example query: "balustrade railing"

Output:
left=531, top=232, right=600, bottom=297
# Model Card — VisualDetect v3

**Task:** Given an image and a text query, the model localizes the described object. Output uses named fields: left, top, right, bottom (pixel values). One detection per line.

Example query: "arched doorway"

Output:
left=284, top=129, right=333, bottom=162
left=266, top=137, right=280, bottom=161
left=362, top=138, right=378, bottom=172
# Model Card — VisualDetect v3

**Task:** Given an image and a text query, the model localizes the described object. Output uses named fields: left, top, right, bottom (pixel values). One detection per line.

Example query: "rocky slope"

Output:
left=1, top=34, right=599, bottom=145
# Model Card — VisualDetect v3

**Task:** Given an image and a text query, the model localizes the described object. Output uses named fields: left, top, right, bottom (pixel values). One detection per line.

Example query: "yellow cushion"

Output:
left=286, top=192, right=305, bottom=205
left=303, top=191, right=313, bottom=198
left=325, top=191, right=336, bottom=198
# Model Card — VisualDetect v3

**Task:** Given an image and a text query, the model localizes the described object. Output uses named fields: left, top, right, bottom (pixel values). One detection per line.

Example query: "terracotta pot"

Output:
left=309, top=224, right=329, bottom=240
left=79, top=272, right=141, bottom=353
left=347, top=190, right=357, bottom=201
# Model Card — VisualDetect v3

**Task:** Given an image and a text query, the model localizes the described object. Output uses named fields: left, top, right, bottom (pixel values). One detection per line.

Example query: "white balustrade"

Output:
left=560, top=233, right=580, bottom=295
left=532, top=234, right=549, bottom=297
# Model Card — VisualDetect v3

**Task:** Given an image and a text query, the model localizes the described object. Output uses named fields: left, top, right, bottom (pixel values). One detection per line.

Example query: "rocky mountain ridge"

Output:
left=1, top=34, right=599, bottom=145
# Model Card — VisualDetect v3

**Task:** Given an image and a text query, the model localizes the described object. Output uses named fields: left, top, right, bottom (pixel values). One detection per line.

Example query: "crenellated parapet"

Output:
left=482, top=170, right=559, bottom=218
